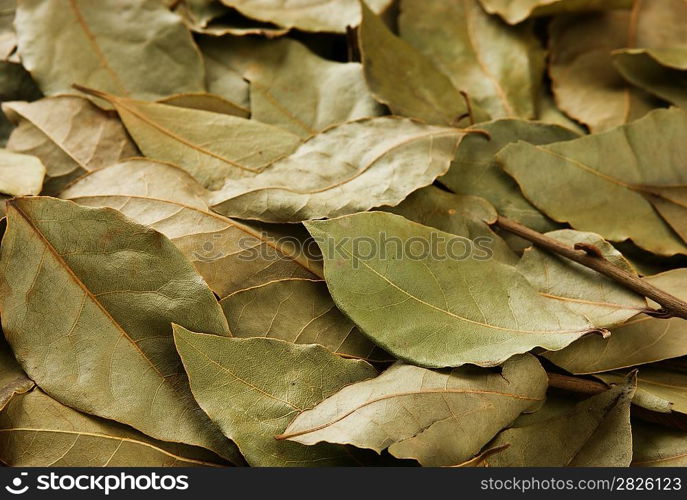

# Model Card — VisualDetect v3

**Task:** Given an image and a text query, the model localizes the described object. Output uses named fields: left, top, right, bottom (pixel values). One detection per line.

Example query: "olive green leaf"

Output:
left=0, top=335, right=34, bottom=412
left=199, top=36, right=381, bottom=138
left=597, top=367, right=687, bottom=416
left=545, top=269, right=687, bottom=374
left=305, top=212, right=597, bottom=368
left=0, top=149, right=45, bottom=196
left=0, top=389, right=228, bottom=467
left=518, top=230, right=647, bottom=327
left=158, top=92, right=250, bottom=118
left=3, top=97, right=138, bottom=194
left=385, top=186, right=517, bottom=265
left=548, top=10, right=659, bottom=132
left=487, top=373, right=636, bottom=466
left=173, top=325, right=377, bottom=466
left=358, top=1, right=474, bottom=127
left=210, top=118, right=469, bottom=223
left=399, top=0, right=545, bottom=119
left=279, top=354, right=547, bottom=466
left=0, top=197, right=240, bottom=462
left=478, top=0, right=632, bottom=25
left=632, top=421, right=687, bottom=466
left=442, top=119, right=579, bottom=232
left=15, top=0, right=204, bottom=99
left=60, top=160, right=322, bottom=298
left=217, top=0, right=393, bottom=33
left=499, top=108, right=687, bottom=256
left=199, top=39, right=250, bottom=108
left=536, top=88, right=587, bottom=134
left=75, top=87, right=302, bottom=190
left=220, top=279, right=383, bottom=360
left=613, top=48, right=687, bottom=108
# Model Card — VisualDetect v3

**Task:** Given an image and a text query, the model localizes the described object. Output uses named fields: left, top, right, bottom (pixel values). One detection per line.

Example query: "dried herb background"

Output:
left=1, top=0, right=687, bottom=467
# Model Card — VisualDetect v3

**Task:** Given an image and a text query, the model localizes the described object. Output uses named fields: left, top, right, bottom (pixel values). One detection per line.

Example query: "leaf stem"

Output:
left=494, top=216, right=687, bottom=321
left=547, top=372, right=608, bottom=395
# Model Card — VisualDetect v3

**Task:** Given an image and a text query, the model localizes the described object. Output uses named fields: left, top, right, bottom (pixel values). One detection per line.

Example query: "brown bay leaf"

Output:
left=210, top=117, right=468, bottom=223
left=545, top=269, right=687, bottom=374
left=16, top=0, right=204, bottom=99
left=487, top=374, right=636, bottom=466
left=0, top=197, right=240, bottom=462
left=632, top=421, right=687, bottom=467
left=399, top=0, right=545, bottom=119
left=0, top=149, right=44, bottom=196
left=280, top=354, right=548, bottom=466
left=76, top=87, right=302, bottom=190
left=0, top=389, right=228, bottom=467
left=306, top=212, right=597, bottom=368
left=499, top=108, right=687, bottom=256
left=0, top=335, right=34, bottom=412
left=3, top=96, right=138, bottom=194
left=158, top=92, right=250, bottom=118
left=174, top=325, right=378, bottom=466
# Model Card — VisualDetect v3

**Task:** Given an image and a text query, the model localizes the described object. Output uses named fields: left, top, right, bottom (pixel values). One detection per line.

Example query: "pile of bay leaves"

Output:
left=1, top=0, right=687, bottom=468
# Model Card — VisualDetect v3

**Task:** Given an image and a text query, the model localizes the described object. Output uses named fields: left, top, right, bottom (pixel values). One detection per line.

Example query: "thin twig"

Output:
left=547, top=372, right=608, bottom=395
left=494, top=216, right=687, bottom=321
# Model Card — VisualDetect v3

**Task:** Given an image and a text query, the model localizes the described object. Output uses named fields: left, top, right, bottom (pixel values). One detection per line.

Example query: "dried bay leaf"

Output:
left=3, top=97, right=138, bottom=194
left=15, top=0, right=204, bottom=99
left=220, top=279, right=383, bottom=360
left=175, top=0, right=229, bottom=30
left=613, top=48, right=687, bottom=108
left=200, top=36, right=381, bottom=138
left=174, top=326, right=378, bottom=466
left=442, top=119, right=579, bottom=232
left=0, top=149, right=45, bottom=196
left=479, top=0, right=632, bottom=25
left=548, top=10, right=659, bottom=132
left=0, top=389, right=227, bottom=467
left=545, top=269, right=687, bottom=374
left=280, top=354, right=548, bottom=466
left=158, top=92, right=250, bottom=118
left=518, top=230, right=647, bottom=328
left=499, top=108, right=687, bottom=256
left=61, top=160, right=322, bottom=298
left=76, top=87, right=302, bottom=190
left=210, top=117, right=468, bottom=223
left=306, top=212, right=597, bottom=368
left=0, top=0, right=16, bottom=61
left=358, top=2, right=474, bottom=127
left=217, top=0, right=394, bottom=33
left=399, top=0, right=545, bottom=119
left=632, top=421, right=687, bottom=466
left=199, top=39, right=250, bottom=108
left=487, top=374, right=636, bottom=466
left=0, top=335, right=34, bottom=412
left=0, top=197, right=240, bottom=462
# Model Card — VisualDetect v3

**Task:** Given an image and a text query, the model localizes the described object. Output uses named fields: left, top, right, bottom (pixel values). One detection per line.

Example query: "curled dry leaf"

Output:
left=3, top=96, right=138, bottom=194
left=0, top=389, right=229, bottom=467
left=0, top=149, right=45, bottom=196
left=499, top=108, right=687, bottom=256
left=217, top=0, right=394, bottom=33
left=487, top=373, right=636, bottom=466
left=545, top=269, right=687, bottom=374
left=75, top=86, right=302, bottom=190
left=174, top=325, right=378, bottom=466
left=210, top=117, right=469, bottom=223
left=0, top=197, right=240, bottom=462
left=279, top=354, right=548, bottom=466
left=157, top=92, right=250, bottom=118
left=399, top=0, right=545, bottom=119
left=478, top=0, right=632, bottom=25
left=306, top=212, right=597, bottom=368
left=15, top=0, right=204, bottom=99
left=60, top=159, right=322, bottom=298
